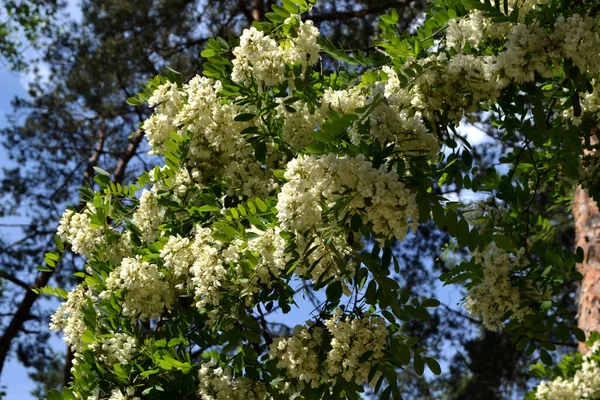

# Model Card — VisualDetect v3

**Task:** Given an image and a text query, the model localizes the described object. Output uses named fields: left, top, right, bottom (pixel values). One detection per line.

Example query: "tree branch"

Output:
left=0, top=269, right=53, bottom=376
left=0, top=271, right=30, bottom=291
left=82, top=117, right=107, bottom=185
left=113, top=129, right=144, bottom=184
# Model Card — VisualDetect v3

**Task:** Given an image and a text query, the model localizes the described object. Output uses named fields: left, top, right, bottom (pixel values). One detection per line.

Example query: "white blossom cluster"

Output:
left=436, top=9, right=600, bottom=125
left=189, top=227, right=231, bottom=308
left=465, top=244, right=532, bottom=331
left=50, top=285, right=95, bottom=353
left=57, top=208, right=105, bottom=258
left=277, top=100, right=324, bottom=151
left=496, top=23, right=555, bottom=84
left=145, top=76, right=275, bottom=198
left=232, top=20, right=320, bottom=88
left=535, top=342, right=600, bottom=400
left=370, top=81, right=439, bottom=157
left=197, top=359, right=267, bottom=400
left=321, top=86, right=366, bottom=115
left=269, top=323, right=325, bottom=388
left=553, top=14, right=600, bottom=74
left=446, top=12, right=489, bottom=50
left=101, top=256, right=175, bottom=320
left=142, top=81, right=182, bottom=153
left=160, top=234, right=193, bottom=288
left=246, top=227, right=288, bottom=287
left=132, top=190, right=164, bottom=243
left=269, top=311, right=387, bottom=387
left=106, top=387, right=140, bottom=400
left=277, top=154, right=419, bottom=242
left=160, top=225, right=287, bottom=309
left=323, top=310, right=387, bottom=385
left=94, top=332, right=137, bottom=366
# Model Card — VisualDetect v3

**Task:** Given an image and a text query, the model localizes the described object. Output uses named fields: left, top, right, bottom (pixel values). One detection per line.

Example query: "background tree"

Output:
left=0, top=0, right=62, bottom=70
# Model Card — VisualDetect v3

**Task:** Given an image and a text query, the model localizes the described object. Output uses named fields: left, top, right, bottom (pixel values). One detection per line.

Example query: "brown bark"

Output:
left=574, top=132, right=600, bottom=354
left=574, top=186, right=600, bottom=353
left=82, top=117, right=107, bottom=185
left=113, top=129, right=143, bottom=184
left=0, top=271, right=53, bottom=376
left=252, top=0, right=265, bottom=22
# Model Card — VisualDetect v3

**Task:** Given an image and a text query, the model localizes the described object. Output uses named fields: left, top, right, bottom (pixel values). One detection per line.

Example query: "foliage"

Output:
left=44, top=0, right=600, bottom=398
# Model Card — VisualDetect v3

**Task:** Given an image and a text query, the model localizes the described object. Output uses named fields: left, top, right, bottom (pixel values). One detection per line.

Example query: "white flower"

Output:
left=57, top=208, right=105, bottom=258
left=197, top=359, right=267, bottom=400
left=277, top=154, right=419, bottom=242
left=50, top=285, right=96, bottom=353
left=103, top=256, right=174, bottom=320
left=465, top=244, right=533, bottom=330
left=232, top=27, right=286, bottom=88
left=132, top=190, right=164, bottom=243
left=96, top=333, right=137, bottom=365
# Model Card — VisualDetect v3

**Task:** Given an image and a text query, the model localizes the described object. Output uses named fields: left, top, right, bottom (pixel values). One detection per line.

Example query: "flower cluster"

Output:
left=554, top=14, right=600, bottom=75
left=232, top=20, right=320, bottom=88
left=132, top=190, right=164, bottom=243
left=160, top=234, right=193, bottom=287
left=49, top=285, right=94, bottom=353
left=277, top=99, right=324, bottom=152
left=465, top=244, right=535, bottom=331
left=197, top=359, right=267, bottom=400
left=57, top=208, right=105, bottom=258
left=323, top=310, right=387, bottom=385
left=101, top=256, right=175, bottom=320
left=269, top=311, right=388, bottom=388
left=277, top=154, right=419, bottom=241
left=142, top=81, right=181, bottom=154
left=269, top=323, right=325, bottom=388
left=144, top=76, right=276, bottom=198
left=189, top=227, right=231, bottom=308
left=535, top=342, right=600, bottom=400
left=246, top=227, right=288, bottom=287
left=107, top=387, right=140, bottom=400
left=94, top=333, right=137, bottom=366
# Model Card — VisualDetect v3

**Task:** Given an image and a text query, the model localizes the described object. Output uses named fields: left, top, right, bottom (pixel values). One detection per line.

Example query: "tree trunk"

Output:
left=573, top=185, right=600, bottom=353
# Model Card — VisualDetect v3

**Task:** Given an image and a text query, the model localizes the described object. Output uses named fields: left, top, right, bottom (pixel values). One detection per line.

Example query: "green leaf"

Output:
left=573, top=327, right=586, bottom=342
left=540, top=349, right=553, bottom=366
left=326, top=281, right=343, bottom=304
left=540, top=300, right=552, bottom=310
left=234, top=113, right=256, bottom=122
left=422, top=298, right=440, bottom=308
left=46, top=389, right=63, bottom=400
left=201, top=48, right=216, bottom=58
left=92, top=166, right=110, bottom=176
left=424, top=357, right=441, bottom=375
left=493, top=234, right=514, bottom=251
left=457, top=218, right=470, bottom=247
left=62, top=388, right=76, bottom=400
left=414, top=354, right=425, bottom=376
left=255, top=198, right=268, bottom=213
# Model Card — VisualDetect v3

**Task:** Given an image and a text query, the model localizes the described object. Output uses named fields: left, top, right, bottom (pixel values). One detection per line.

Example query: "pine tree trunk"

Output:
left=573, top=186, right=600, bottom=353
